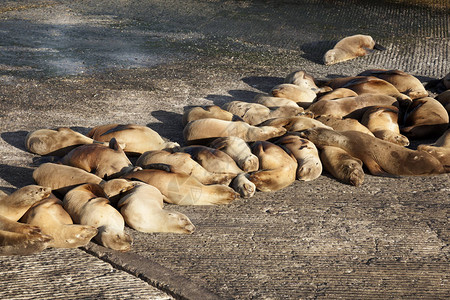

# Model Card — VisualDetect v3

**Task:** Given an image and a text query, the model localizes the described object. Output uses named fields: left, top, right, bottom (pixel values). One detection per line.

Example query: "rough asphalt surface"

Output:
left=0, top=0, right=449, bottom=299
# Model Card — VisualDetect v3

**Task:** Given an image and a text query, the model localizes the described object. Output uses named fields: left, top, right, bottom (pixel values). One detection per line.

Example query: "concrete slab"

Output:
left=0, top=0, right=449, bottom=299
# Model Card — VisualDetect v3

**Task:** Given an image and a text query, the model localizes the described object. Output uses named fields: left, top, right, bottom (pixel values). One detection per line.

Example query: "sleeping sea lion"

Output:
left=436, top=90, right=450, bottom=114
left=0, top=185, right=51, bottom=221
left=209, top=136, right=259, bottom=172
left=317, top=88, right=358, bottom=101
left=259, top=116, right=332, bottom=132
left=182, top=105, right=241, bottom=126
left=270, top=83, right=317, bottom=108
left=320, top=146, right=364, bottom=186
left=417, top=129, right=450, bottom=172
left=100, top=178, right=137, bottom=206
left=253, top=93, right=303, bottom=108
left=315, top=115, right=374, bottom=136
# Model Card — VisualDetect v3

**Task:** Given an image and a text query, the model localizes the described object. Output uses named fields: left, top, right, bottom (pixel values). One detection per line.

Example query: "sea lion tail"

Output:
left=373, top=43, right=386, bottom=51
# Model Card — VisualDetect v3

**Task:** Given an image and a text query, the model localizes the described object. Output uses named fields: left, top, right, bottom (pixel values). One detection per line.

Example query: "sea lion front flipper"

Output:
left=364, top=160, right=398, bottom=178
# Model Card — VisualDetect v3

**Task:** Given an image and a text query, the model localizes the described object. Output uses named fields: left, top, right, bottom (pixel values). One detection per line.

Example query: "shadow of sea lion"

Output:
left=0, top=164, right=35, bottom=188
left=242, top=76, right=284, bottom=93
left=206, top=89, right=259, bottom=106
left=300, top=40, right=336, bottom=64
left=1, top=131, right=29, bottom=152
left=148, top=110, right=184, bottom=144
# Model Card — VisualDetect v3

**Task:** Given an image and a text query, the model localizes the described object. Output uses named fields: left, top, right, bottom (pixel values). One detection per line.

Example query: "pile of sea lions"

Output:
left=1, top=64, right=449, bottom=255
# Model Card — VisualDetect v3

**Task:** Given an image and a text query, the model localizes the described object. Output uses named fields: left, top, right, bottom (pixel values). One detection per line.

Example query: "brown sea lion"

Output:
left=299, top=128, right=444, bottom=176
left=100, top=178, right=137, bottom=206
left=253, top=93, right=303, bottom=108
left=61, top=138, right=137, bottom=179
left=417, top=129, right=450, bottom=172
left=25, top=127, right=108, bottom=156
left=21, top=195, right=98, bottom=248
left=323, top=34, right=384, bottom=65
left=183, top=118, right=286, bottom=145
left=270, top=83, right=317, bottom=108
left=435, top=90, right=450, bottom=115
left=320, top=146, right=364, bottom=186
left=401, top=97, right=449, bottom=139
left=259, top=116, right=332, bottom=132
left=360, top=106, right=409, bottom=146
left=0, top=214, right=52, bottom=256
left=182, top=105, right=241, bottom=126
left=358, top=69, right=428, bottom=99
left=117, top=182, right=195, bottom=234
left=88, top=124, right=179, bottom=155
left=317, top=88, right=358, bottom=101
left=122, top=169, right=239, bottom=205
left=33, top=163, right=104, bottom=196
left=230, top=173, right=256, bottom=198
left=248, top=141, right=297, bottom=192
left=0, top=185, right=51, bottom=221
left=209, top=136, right=259, bottom=173
left=63, top=183, right=132, bottom=251
left=315, top=115, right=374, bottom=136
left=275, top=135, right=322, bottom=181
left=180, top=146, right=243, bottom=175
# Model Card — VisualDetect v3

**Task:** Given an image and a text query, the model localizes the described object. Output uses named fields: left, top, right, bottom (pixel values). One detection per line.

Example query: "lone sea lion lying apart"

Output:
left=61, top=138, right=138, bottom=179
left=248, top=141, right=297, bottom=192
left=0, top=214, right=52, bottom=256
left=253, top=93, right=302, bottom=108
left=25, top=127, right=108, bottom=156
left=222, top=101, right=304, bottom=125
left=320, top=146, right=365, bottom=186
left=270, top=83, right=317, bottom=108
left=299, top=128, right=445, bottom=176
left=0, top=185, right=51, bottom=221
left=183, top=118, right=286, bottom=145
left=63, top=183, right=132, bottom=251
left=87, top=124, right=179, bottom=155
left=209, top=136, right=259, bottom=173
left=417, top=128, right=450, bottom=172
left=358, top=69, right=428, bottom=100
left=122, top=169, right=239, bottom=205
left=117, top=182, right=195, bottom=234
left=21, top=195, right=98, bottom=248
left=315, top=115, right=374, bottom=136
left=401, top=97, right=449, bottom=139
left=275, top=134, right=322, bottom=181
left=323, top=34, right=385, bottom=65
left=182, top=105, right=242, bottom=126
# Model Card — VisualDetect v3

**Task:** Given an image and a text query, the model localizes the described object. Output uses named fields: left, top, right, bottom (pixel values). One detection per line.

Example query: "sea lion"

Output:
left=87, top=124, right=179, bottom=155
left=100, top=178, right=138, bottom=206
left=183, top=118, right=286, bottom=145
left=248, top=141, right=297, bottom=192
left=401, top=97, right=449, bottom=139
left=0, top=185, right=51, bottom=221
left=253, top=93, right=302, bottom=108
left=63, top=183, right=132, bottom=251
left=315, top=115, right=374, bottom=136
left=25, top=127, right=108, bottom=156
left=323, top=34, right=384, bottom=65
left=259, top=116, right=332, bottom=132
left=182, top=105, right=240, bottom=126
left=360, top=106, right=409, bottom=146
left=61, top=138, right=137, bottom=179
left=179, top=146, right=243, bottom=175
left=117, top=182, right=195, bottom=234
left=320, top=146, right=364, bottom=186
left=435, top=90, right=450, bottom=115
left=136, top=150, right=235, bottom=185
left=122, top=169, right=239, bottom=205
left=358, top=69, right=428, bottom=99
left=33, top=163, right=104, bottom=196
left=318, top=88, right=358, bottom=101
left=299, top=128, right=445, bottom=176
left=21, top=195, right=98, bottom=248
left=306, top=94, right=399, bottom=119
left=230, top=173, right=256, bottom=198
left=0, top=214, right=52, bottom=256
left=417, top=129, right=450, bottom=172
left=284, top=70, right=332, bottom=93
left=275, top=135, right=322, bottom=181
left=270, top=83, right=317, bottom=108
left=222, top=101, right=304, bottom=125
left=209, top=136, right=259, bottom=172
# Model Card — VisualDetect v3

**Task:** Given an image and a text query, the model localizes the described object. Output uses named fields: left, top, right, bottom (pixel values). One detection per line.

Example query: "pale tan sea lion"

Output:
left=417, top=129, right=450, bottom=172
left=318, top=88, right=358, bottom=101
left=222, top=101, right=304, bottom=125
left=320, top=146, right=364, bottom=186
left=306, top=94, right=399, bottom=119
left=253, top=93, right=302, bottom=108
left=63, top=183, right=132, bottom=251
left=323, top=34, right=384, bottom=65
left=299, top=128, right=445, bottom=176
left=275, top=135, right=322, bottom=181
left=183, top=118, right=286, bottom=145
left=182, top=105, right=240, bottom=126
left=88, top=124, right=179, bottom=155
left=284, top=70, right=332, bottom=93
left=230, top=173, right=256, bottom=198
left=25, top=127, right=108, bottom=156
left=180, top=146, right=243, bottom=175
left=259, top=116, right=332, bottom=132
left=0, top=214, right=52, bottom=256
left=436, top=90, right=450, bottom=115
left=33, top=163, right=104, bottom=196
left=122, top=169, right=239, bottom=205
left=61, top=138, right=137, bottom=179
left=401, top=97, right=449, bottom=139
left=117, top=182, right=195, bottom=234
left=248, top=141, right=297, bottom=192
left=209, top=136, right=259, bottom=172
left=270, top=83, right=317, bottom=108
left=21, top=195, right=98, bottom=248
left=136, top=150, right=234, bottom=185
left=315, top=115, right=374, bottom=136
left=360, top=106, right=409, bottom=146
left=0, top=185, right=51, bottom=221
left=358, top=69, right=428, bottom=99
left=100, top=178, right=137, bottom=206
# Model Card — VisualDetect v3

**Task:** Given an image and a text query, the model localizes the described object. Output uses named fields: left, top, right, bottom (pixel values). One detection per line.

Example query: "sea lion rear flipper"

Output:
left=142, top=163, right=173, bottom=173
left=373, top=43, right=386, bottom=51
